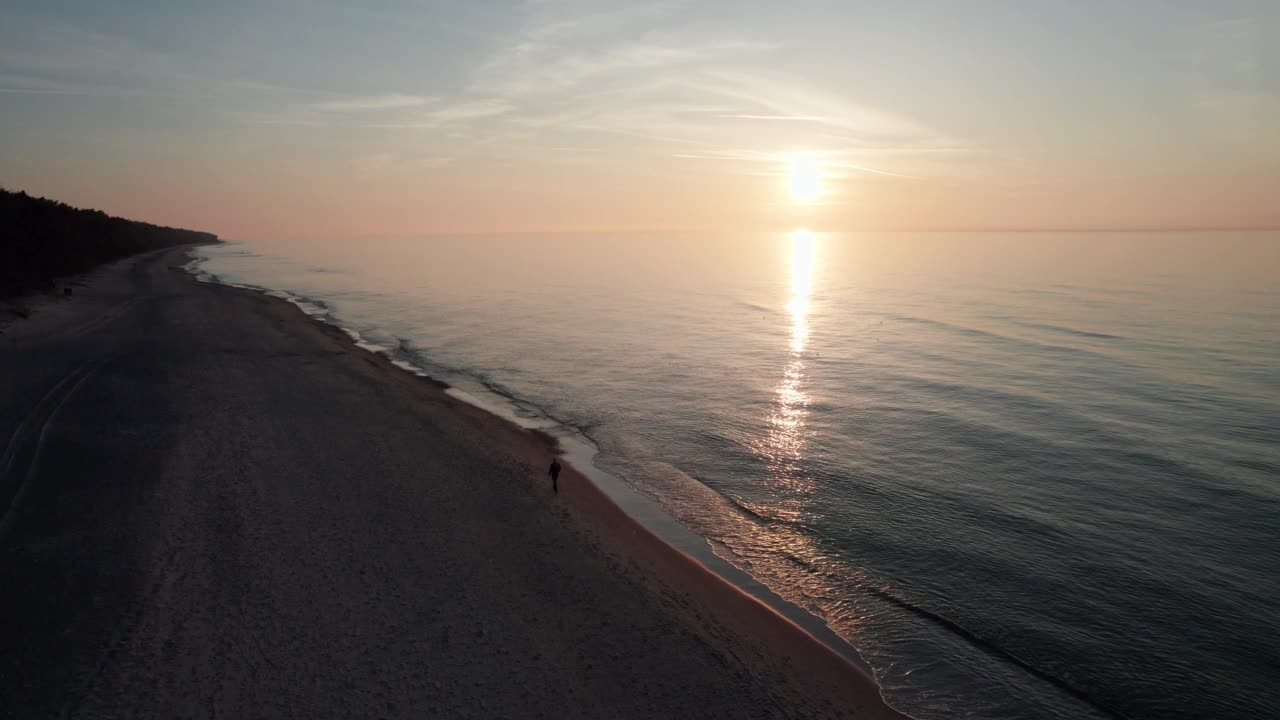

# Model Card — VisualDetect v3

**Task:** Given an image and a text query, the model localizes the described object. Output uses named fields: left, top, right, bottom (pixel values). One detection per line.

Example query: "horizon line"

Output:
left=226, top=225, right=1280, bottom=242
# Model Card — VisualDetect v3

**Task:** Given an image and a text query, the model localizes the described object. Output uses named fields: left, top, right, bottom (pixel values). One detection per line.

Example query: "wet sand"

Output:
left=0, top=247, right=908, bottom=719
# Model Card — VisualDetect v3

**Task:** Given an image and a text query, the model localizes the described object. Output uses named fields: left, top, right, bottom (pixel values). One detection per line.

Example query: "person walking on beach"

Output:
left=548, top=458, right=562, bottom=494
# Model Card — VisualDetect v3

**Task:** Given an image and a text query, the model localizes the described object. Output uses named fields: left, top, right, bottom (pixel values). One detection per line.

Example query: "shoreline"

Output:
left=185, top=249, right=898, bottom=692
left=2, top=246, right=909, bottom=718
left=195, top=263, right=885, bottom=676
left=190, top=254, right=908, bottom=717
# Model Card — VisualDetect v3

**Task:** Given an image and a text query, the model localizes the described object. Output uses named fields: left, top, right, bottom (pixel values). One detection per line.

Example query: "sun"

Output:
left=785, top=152, right=824, bottom=203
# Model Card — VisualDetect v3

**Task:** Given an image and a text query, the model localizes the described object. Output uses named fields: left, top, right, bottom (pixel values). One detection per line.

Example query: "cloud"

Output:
left=0, top=21, right=227, bottom=105
left=496, top=0, right=689, bottom=56
left=222, top=0, right=969, bottom=184
left=0, top=71, right=77, bottom=94
left=353, top=99, right=513, bottom=129
left=429, top=99, right=512, bottom=122
left=714, top=115, right=827, bottom=122
left=497, top=70, right=959, bottom=167
left=670, top=148, right=921, bottom=180
left=685, top=69, right=935, bottom=141
left=227, top=79, right=347, bottom=99
left=471, top=0, right=772, bottom=98
left=311, top=93, right=434, bottom=111
left=0, top=69, right=192, bottom=101
left=477, top=40, right=772, bottom=98
left=450, top=1, right=963, bottom=179
left=0, top=24, right=377, bottom=109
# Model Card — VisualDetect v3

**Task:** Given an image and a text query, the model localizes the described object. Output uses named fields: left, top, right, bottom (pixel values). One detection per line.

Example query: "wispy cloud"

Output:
left=225, top=0, right=963, bottom=185
left=0, top=70, right=191, bottom=101
left=429, top=99, right=511, bottom=122
left=671, top=148, right=922, bottom=179
left=0, top=71, right=77, bottom=94
left=1, top=25, right=346, bottom=107
left=311, top=93, right=434, bottom=111
left=476, top=40, right=772, bottom=98
left=0, top=22, right=204, bottom=98
left=445, top=1, right=966, bottom=181
left=686, top=69, right=935, bottom=141
left=714, top=114, right=827, bottom=122
left=227, top=79, right=346, bottom=99
left=2, top=0, right=969, bottom=187
left=353, top=99, right=513, bottom=129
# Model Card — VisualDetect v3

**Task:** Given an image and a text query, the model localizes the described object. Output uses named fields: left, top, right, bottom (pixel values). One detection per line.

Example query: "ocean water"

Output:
left=191, top=232, right=1280, bottom=720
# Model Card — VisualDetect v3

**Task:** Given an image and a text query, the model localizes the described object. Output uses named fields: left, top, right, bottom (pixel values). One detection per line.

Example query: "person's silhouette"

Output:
left=548, top=459, right=561, bottom=494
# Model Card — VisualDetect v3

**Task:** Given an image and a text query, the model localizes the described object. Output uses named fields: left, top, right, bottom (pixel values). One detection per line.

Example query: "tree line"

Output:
left=1, top=188, right=218, bottom=297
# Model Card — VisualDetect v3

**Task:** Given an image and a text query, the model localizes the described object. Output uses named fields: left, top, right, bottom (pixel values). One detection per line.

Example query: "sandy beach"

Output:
left=0, top=246, right=907, bottom=720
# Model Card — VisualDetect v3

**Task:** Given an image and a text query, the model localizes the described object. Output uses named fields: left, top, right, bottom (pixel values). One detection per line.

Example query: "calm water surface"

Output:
left=194, top=232, right=1280, bottom=720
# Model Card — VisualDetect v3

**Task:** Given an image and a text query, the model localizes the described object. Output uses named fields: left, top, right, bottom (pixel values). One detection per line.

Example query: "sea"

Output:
left=190, top=231, right=1280, bottom=720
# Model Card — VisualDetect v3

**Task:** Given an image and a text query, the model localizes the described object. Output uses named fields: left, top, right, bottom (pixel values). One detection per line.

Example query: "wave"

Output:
left=1014, top=321, right=1121, bottom=341
left=722, top=494, right=794, bottom=526
left=872, top=587, right=1135, bottom=720
left=885, top=314, right=1119, bottom=362
left=720, top=468, right=1132, bottom=720
left=194, top=253, right=608, bottom=445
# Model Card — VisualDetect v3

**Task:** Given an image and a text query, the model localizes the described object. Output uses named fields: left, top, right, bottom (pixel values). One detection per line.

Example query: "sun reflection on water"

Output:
left=788, top=229, right=816, bottom=353
left=749, top=230, right=820, bottom=512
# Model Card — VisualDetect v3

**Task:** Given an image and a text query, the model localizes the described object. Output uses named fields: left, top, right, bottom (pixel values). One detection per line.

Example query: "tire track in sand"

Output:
left=0, top=355, right=110, bottom=538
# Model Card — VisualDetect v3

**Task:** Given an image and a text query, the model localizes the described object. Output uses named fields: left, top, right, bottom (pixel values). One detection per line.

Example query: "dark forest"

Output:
left=1, top=189, right=217, bottom=297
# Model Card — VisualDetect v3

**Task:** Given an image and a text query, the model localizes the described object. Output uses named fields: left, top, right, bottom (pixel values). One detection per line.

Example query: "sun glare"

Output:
left=785, top=153, right=824, bottom=203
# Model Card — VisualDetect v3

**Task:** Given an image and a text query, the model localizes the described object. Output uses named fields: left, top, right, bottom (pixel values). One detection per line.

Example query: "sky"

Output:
left=1, top=0, right=1277, bottom=237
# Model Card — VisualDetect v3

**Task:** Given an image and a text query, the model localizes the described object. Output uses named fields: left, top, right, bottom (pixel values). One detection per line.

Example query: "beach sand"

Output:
left=0, top=247, right=908, bottom=719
